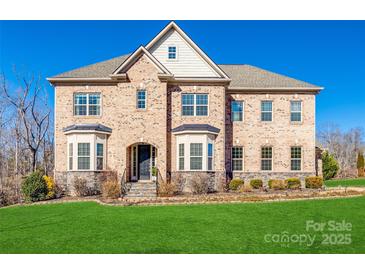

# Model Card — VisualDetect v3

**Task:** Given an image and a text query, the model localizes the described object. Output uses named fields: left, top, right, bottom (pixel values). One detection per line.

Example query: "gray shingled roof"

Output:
left=63, top=123, right=112, bottom=133
left=218, top=64, right=319, bottom=88
left=53, top=54, right=130, bottom=78
left=51, top=54, right=320, bottom=89
left=172, top=124, right=220, bottom=134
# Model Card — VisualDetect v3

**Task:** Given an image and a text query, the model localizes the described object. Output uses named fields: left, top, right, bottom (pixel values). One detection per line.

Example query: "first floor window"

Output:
left=290, top=101, right=302, bottom=122
left=261, top=101, right=273, bottom=122
left=231, top=101, right=243, bottom=121
left=291, top=146, right=302, bottom=171
left=74, top=93, right=101, bottom=116
left=96, top=143, right=104, bottom=170
left=68, top=143, right=73, bottom=170
left=208, top=143, right=213, bottom=171
left=232, top=147, right=243, bottom=171
left=178, top=144, right=184, bottom=170
left=77, top=143, right=90, bottom=170
left=137, top=90, right=146, bottom=109
left=190, top=143, right=203, bottom=170
left=261, top=147, right=272, bottom=171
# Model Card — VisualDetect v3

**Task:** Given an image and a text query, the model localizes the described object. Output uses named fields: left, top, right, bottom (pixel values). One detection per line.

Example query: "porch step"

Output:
left=123, top=181, right=157, bottom=198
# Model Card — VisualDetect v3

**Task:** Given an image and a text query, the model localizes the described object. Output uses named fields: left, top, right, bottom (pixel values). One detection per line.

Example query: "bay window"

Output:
left=77, top=143, right=90, bottom=170
left=190, top=143, right=203, bottom=170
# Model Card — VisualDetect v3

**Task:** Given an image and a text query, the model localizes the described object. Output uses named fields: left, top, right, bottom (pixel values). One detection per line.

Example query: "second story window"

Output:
left=137, top=90, right=146, bottom=109
left=290, top=101, right=302, bottom=122
left=182, top=94, right=208, bottom=116
left=74, top=93, right=101, bottom=116
left=261, top=101, right=272, bottom=122
left=168, top=46, right=177, bottom=59
left=231, top=101, right=244, bottom=121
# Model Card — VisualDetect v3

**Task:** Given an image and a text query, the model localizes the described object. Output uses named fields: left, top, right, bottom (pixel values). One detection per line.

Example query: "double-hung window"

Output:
left=291, top=146, right=302, bottom=171
left=231, top=101, right=244, bottom=121
left=261, top=101, right=273, bottom=121
left=74, top=93, right=101, bottom=116
left=182, top=94, right=208, bottom=116
left=261, top=147, right=273, bottom=171
left=96, top=143, right=104, bottom=170
left=178, top=144, right=185, bottom=171
left=137, top=90, right=146, bottom=109
left=232, top=147, right=243, bottom=171
left=68, top=143, right=73, bottom=170
left=168, top=46, right=177, bottom=59
left=77, top=143, right=90, bottom=170
left=290, top=101, right=302, bottom=122
left=190, top=143, right=203, bottom=170
left=208, top=143, right=213, bottom=171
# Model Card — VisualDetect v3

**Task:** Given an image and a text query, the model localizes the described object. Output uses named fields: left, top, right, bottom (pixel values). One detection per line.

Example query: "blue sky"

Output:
left=1, top=20, right=364, bottom=130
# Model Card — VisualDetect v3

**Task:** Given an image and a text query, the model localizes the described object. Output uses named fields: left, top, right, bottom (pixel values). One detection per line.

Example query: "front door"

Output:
left=138, top=145, right=151, bottom=180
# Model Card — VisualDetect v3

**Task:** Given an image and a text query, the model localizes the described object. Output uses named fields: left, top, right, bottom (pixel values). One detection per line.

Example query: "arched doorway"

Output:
left=128, top=143, right=157, bottom=182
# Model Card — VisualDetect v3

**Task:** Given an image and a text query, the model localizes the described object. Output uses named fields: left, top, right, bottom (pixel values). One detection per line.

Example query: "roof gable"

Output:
left=113, top=46, right=171, bottom=76
left=146, top=22, right=229, bottom=79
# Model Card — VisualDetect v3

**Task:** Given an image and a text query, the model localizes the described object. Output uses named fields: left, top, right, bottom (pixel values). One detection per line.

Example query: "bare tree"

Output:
left=318, top=123, right=364, bottom=177
left=1, top=72, right=50, bottom=172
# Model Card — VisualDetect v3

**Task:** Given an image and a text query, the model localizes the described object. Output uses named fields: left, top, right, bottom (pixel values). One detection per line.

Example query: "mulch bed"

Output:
left=7, top=186, right=363, bottom=208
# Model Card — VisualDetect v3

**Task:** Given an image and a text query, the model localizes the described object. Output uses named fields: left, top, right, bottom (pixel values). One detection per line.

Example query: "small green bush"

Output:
left=322, top=151, right=339, bottom=180
left=250, top=179, right=263, bottom=189
left=268, top=179, right=288, bottom=190
left=285, top=178, right=301, bottom=189
left=229, top=178, right=244, bottom=191
left=21, top=171, right=48, bottom=202
left=305, top=176, right=323, bottom=189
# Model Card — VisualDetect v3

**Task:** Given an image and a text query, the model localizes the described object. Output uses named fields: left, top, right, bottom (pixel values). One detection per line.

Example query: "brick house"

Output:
left=47, top=21, right=323, bottom=197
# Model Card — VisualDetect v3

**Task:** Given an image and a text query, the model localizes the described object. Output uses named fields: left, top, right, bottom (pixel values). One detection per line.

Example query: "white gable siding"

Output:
left=149, top=29, right=220, bottom=78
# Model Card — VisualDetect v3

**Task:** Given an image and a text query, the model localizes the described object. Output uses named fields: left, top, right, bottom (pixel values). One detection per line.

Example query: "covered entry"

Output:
left=129, top=143, right=157, bottom=181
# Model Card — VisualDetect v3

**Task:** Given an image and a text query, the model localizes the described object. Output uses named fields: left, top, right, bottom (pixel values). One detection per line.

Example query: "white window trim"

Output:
left=176, top=134, right=214, bottom=171
left=261, top=146, right=273, bottom=171
left=261, top=100, right=273, bottom=122
left=67, top=133, right=107, bottom=171
left=74, top=92, right=102, bottom=117
left=96, top=143, right=105, bottom=171
left=231, top=146, right=244, bottom=171
left=181, top=93, right=209, bottom=117
left=136, top=89, right=147, bottom=110
left=290, top=146, right=302, bottom=171
left=68, top=143, right=73, bottom=171
left=290, top=100, right=302, bottom=123
left=77, top=143, right=91, bottom=170
left=178, top=143, right=185, bottom=171
left=167, top=45, right=178, bottom=61
left=231, top=100, right=244, bottom=122
left=207, top=143, right=214, bottom=171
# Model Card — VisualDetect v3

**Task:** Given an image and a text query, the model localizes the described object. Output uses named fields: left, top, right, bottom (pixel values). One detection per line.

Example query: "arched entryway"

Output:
left=127, top=143, right=157, bottom=182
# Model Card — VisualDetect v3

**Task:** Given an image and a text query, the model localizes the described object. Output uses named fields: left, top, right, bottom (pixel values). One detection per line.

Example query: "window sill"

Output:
left=73, top=115, right=102, bottom=119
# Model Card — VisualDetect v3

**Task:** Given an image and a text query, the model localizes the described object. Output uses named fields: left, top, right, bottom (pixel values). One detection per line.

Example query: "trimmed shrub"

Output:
left=43, top=175, right=56, bottom=199
left=229, top=178, right=244, bottom=191
left=171, top=173, right=185, bottom=195
left=101, top=180, right=121, bottom=199
left=21, top=171, right=48, bottom=202
left=268, top=179, right=288, bottom=190
left=322, top=151, right=339, bottom=180
left=250, top=179, right=263, bottom=189
left=305, top=176, right=323, bottom=189
left=357, top=152, right=364, bottom=177
left=285, top=178, right=301, bottom=189
left=238, top=183, right=253, bottom=193
left=191, top=173, right=210, bottom=194
left=73, top=177, right=89, bottom=197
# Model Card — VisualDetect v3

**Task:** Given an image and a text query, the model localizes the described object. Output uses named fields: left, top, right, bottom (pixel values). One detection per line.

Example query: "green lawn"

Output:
left=325, top=178, right=365, bottom=187
left=1, top=197, right=365, bottom=253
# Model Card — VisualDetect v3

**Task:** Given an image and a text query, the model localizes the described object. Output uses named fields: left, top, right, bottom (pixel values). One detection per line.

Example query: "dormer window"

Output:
left=168, top=46, right=177, bottom=59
